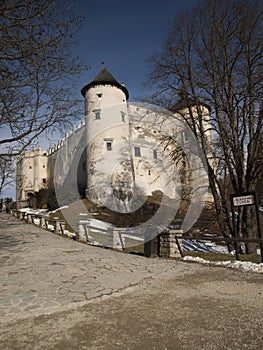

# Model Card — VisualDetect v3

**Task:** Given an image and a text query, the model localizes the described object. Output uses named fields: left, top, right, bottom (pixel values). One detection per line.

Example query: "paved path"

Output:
left=0, top=213, right=263, bottom=350
left=0, top=213, right=191, bottom=321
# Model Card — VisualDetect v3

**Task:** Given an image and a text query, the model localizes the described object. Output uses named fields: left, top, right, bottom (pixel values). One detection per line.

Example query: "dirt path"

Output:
left=1, top=265, right=262, bottom=350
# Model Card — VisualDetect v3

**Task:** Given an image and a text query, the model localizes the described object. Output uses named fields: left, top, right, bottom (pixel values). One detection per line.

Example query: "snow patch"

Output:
left=49, top=206, right=68, bottom=213
left=182, top=256, right=263, bottom=274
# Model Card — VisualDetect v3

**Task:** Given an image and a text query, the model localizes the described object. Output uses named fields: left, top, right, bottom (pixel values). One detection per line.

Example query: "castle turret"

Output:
left=16, top=148, right=48, bottom=203
left=81, top=68, right=130, bottom=201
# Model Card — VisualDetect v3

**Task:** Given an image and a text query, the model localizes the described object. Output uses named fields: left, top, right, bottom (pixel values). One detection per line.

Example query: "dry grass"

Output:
left=182, top=251, right=262, bottom=263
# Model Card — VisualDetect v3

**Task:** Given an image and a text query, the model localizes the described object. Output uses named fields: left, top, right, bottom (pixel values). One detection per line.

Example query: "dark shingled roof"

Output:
left=81, top=67, right=129, bottom=99
left=170, top=98, right=211, bottom=113
left=170, top=98, right=196, bottom=112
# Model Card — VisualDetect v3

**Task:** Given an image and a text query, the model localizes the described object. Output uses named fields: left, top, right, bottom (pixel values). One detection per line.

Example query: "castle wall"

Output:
left=16, top=120, right=87, bottom=203
left=46, top=120, right=87, bottom=205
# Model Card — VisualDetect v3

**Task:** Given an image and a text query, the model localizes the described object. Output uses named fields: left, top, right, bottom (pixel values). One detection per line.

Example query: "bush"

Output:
left=35, top=188, right=58, bottom=211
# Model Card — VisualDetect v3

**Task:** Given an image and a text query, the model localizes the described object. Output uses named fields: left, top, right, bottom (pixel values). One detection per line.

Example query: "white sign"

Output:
left=232, top=194, right=255, bottom=207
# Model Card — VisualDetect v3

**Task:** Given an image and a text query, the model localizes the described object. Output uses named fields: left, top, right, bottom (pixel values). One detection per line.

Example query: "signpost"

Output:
left=230, top=192, right=263, bottom=263
left=232, top=194, right=255, bottom=207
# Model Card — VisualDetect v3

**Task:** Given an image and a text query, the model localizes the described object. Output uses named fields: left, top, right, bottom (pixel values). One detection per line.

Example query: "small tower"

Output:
left=16, top=148, right=48, bottom=203
left=81, top=68, right=130, bottom=202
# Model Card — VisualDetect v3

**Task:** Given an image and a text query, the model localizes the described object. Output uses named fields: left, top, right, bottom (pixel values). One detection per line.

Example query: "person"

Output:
left=6, top=197, right=12, bottom=213
left=0, top=199, right=3, bottom=212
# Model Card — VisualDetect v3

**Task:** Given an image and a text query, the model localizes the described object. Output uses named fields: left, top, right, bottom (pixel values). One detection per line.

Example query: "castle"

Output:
left=16, top=68, right=214, bottom=215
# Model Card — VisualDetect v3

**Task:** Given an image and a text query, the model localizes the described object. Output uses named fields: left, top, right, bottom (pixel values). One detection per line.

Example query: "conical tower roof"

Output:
left=81, top=67, right=129, bottom=99
left=170, top=98, right=211, bottom=112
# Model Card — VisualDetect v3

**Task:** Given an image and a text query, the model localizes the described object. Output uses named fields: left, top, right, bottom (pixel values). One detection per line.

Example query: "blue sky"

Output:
left=3, top=0, right=199, bottom=198
left=74, top=0, right=199, bottom=101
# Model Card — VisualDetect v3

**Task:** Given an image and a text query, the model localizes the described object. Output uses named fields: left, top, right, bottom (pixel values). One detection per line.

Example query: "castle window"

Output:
left=148, top=170, right=151, bottom=176
left=153, top=150, right=157, bottom=159
left=29, top=166, right=32, bottom=169
left=106, top=142, right=112, bottom=151
left=43, top=178, right=46, bottom=184
left=183, top=131, right=189, bottom=142
left=93, top=109, right=101, bottom=120
left=104, top=138, right=113, bottom=151
left=134, top=147, right=141, bottom=157
left=43, top=165, right=45, bottom=168
left=121, top=111, right=125, bottom=122
left=97, top=93, right=102, bottom=98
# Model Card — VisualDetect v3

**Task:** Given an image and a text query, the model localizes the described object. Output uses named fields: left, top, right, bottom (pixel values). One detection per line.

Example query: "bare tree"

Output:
left=0, top=0, right=87, bottom=157
left=146, top=0, right=263, bottom=252
left=0, top=156, right=15, bottom=195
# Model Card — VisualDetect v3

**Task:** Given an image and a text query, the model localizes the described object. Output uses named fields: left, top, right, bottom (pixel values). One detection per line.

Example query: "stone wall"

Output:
left=159, top=230, right=183, bottom=258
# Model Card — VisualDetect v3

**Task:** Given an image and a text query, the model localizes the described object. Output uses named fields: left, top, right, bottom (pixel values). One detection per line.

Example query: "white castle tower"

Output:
left=81, top=67, right=132, bottom=206
left=16, top=148, right=48, bottom=202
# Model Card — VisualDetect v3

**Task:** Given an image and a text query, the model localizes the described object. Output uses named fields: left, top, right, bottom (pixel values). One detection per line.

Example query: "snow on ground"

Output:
left=88, top=219, right=144, bottom=241
left=49, top=206, right=69, bottom=213
left=182, top=239, right=229, bottom=254
left=19, top=207, right=49, bottom=214
left=89, top=218, right=113, bottom=230
left=182, top=256, right=263, bottom=274
left=63, top=230, right=77, bottom=239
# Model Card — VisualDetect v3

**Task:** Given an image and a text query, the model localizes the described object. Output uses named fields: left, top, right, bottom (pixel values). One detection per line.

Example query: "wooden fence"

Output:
left=9, top=209, right=263, bottom=262
left=177, top=234, right=263, bottom=263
